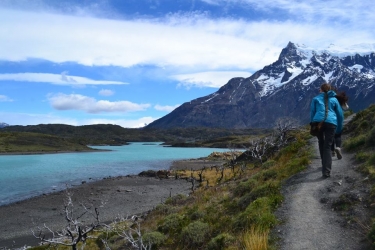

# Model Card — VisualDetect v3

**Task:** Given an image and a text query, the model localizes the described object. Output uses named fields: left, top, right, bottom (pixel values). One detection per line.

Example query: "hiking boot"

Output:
left=335, top=147, right=342, bottom=160
left=332, top=151, right=336, bottom=157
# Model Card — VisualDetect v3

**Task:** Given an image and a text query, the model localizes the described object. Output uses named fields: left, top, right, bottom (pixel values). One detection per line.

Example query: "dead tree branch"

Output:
left=32, top=188, right=105, bottom=250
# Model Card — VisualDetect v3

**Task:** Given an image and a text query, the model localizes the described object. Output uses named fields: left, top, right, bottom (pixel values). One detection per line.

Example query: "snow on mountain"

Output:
left=147, top=42, right=375, bottom=129
left=0, top=122, right=9, bottom=128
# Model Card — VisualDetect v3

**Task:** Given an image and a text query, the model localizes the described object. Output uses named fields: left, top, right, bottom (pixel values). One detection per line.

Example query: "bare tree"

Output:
left=226, top=143, right=239, bottom=173
left=197, top=167, right=206, bottom=183
left=273, top=117, right=299, bottom=147
left=216, top=165, right=225, bottom=183
left=112, top=216, right=152, bottom=250
left=246, top=136, right=274, bottom=165
left=32, top=188, right=105, bottom=250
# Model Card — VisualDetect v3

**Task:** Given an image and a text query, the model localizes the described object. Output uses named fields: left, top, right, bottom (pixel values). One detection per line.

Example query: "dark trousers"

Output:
left=317, top=122, right=336, bottom=176
left=331, top=133, right=342, bottom=151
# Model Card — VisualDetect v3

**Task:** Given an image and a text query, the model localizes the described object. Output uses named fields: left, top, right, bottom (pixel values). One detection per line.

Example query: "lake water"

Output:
left=0, top=143, right=228, bottom=206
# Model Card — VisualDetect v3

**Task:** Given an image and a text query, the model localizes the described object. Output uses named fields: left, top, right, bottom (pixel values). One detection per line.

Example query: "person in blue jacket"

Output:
left=310, top=83, right=344, bottom=178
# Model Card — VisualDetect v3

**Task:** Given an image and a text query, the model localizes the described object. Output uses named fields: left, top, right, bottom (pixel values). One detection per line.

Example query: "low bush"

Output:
left=180, top=221, right=210, bottom=248
left=343, top=134, right=366, bottom=151
left=207, top=233, right=236, bottom=250
left=142, top=231, right=166, bottom=249
left=233, top=197, right=277, bottom=232
left=158, top=213, right=186, bottom=235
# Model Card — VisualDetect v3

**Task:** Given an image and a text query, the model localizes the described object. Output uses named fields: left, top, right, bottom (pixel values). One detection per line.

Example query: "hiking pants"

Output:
left=317, top=122, right=336, bottom=176
left=331, top=133, right=342, bottom=151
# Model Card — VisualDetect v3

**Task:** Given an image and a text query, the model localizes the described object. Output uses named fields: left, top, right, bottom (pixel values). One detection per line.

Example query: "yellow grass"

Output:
left=243, top=227, right=269, bottom=250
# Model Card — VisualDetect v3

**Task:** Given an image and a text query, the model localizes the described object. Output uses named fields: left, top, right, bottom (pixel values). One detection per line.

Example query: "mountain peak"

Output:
left=0, top=122, right=10, bottom=128
left=146, top=42, right=375, bottom=129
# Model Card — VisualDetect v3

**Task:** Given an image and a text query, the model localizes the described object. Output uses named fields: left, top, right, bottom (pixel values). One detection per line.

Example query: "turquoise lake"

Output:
left=0, top=143, right=228, bottom=206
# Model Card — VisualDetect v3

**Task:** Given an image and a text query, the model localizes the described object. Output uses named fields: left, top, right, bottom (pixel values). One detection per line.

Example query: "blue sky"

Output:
left=1, top=0, right=374, bottom=128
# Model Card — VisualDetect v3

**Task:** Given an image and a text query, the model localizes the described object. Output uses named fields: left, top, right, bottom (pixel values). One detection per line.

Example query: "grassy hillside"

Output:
left=0, top=131, right=98, bottom=153
left=342, top=104, right=375, bottom=246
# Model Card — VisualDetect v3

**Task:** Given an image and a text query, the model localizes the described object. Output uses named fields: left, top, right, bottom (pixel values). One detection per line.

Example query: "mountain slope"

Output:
left=147, top=42, right=375, bottom=129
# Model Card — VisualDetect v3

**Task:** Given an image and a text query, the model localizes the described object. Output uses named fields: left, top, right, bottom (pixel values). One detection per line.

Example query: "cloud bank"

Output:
left=47, top=93, right=150, bottom=113
left=0, top=72, right=127, bottom=85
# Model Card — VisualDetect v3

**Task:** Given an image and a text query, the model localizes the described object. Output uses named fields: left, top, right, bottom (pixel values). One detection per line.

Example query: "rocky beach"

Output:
left=0, top=158, right=222, bottom=249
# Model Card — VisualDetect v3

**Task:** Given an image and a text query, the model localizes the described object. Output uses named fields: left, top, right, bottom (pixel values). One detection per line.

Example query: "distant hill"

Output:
left=1, top=124, right=270, bottom=148
left=147, top=42, right=375, bottom=129
left=0, top=131, right=98, bottom=154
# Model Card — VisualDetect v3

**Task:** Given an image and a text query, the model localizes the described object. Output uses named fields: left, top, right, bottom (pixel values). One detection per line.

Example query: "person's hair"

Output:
left=320, top=83, right=331, bottom=93
left=335, top=91, right=349, bottom=106
left=330, top=86, right=349, bottom=105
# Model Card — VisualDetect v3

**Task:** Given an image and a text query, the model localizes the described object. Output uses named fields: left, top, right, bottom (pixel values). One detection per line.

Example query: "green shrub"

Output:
left=95, top=231, right=117, bottom=248
left=249, top=180, right=280, bottom=201
left=233, top=197, right=277, bottom=231
left=236, top=181, right=280, bottom=210
left=189, top=209, right=205, bottom=221
left=368, top=222, right=375, bottom=248
left=233, top=178, right=256, bottom=196
left=344, top=134, right=366, bottom=151
left=158, top=213, right=185, bottom=235
left=262, top=159, right=276, bottom=169
left=237, top=192, right=254, bottom=210
left=366, top=127, right=375, bottom=147
left=358, top=120, right=370, bottom=131
left=153, top=203, right=176, bottom=215
left=142, top=231, right=166, bottom=249
left=180, top=221, right=210, bottom=248
left=207, top=233, right=235, bottom=250
left=260, top=169, right=278, bottom=181
left=368, top=154, right=375, bottom=167
left=355, top=152, right=370, bottom=163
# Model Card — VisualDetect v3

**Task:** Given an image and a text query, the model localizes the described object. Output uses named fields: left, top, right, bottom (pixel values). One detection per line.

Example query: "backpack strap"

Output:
left=317, top=92, right=329, bottom=130
left=323, top=92, right=328, bottom=122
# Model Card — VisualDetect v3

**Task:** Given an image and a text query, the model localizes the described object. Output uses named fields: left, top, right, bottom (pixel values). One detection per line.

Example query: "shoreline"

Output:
left=0, top=148, right=111, bottom=156
left=0, top=158, right=224, bottom=249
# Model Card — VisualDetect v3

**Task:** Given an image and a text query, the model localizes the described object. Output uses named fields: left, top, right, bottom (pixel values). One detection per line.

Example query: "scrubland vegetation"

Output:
left=342, top=104, right=375, bottom=247
left=7, top=104, right=375, bottom=249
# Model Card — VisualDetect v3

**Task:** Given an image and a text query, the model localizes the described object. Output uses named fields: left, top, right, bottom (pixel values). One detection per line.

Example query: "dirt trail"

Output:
left=273, top=116, right=372, bottom=250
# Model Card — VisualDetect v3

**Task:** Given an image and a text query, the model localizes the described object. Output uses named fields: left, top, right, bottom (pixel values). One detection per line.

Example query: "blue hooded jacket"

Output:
left=310, top=90, right=344, bottom=134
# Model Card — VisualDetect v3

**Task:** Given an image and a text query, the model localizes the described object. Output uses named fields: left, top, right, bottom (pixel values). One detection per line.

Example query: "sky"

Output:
left=1, top=0, right=374, bottom=128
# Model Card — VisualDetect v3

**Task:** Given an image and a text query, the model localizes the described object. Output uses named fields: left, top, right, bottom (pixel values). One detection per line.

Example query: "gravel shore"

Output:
left=0, top=154, right=226, bottom=249
left=0, top=174, right=192, bottom=249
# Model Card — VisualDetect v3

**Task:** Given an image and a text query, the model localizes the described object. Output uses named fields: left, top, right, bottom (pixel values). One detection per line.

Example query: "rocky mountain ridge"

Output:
left=0, top=122, right=9, bottom=128
left=147, top=42, right=375, bottom=129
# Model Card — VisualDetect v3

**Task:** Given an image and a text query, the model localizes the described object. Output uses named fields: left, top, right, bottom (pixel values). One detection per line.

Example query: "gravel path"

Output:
left=273, top=133, right=372, bottom=249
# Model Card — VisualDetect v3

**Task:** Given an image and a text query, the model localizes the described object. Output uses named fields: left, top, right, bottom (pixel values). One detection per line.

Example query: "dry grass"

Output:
left=243, top=227, right=269, bottom=250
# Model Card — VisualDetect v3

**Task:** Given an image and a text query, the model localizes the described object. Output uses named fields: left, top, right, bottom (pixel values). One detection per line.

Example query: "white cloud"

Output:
left=47, top=93, right=150, bottom=113
left=0, top=95, right=13, bottom=102
left=171, top=71, right=251, bottom=88
left=154, top=104, right=180, bottom=112
left=99, top=89, right=115, bottom=96
left=2, top=7, right=374, bottom=74
left=0, top=73, right=127, bottom=86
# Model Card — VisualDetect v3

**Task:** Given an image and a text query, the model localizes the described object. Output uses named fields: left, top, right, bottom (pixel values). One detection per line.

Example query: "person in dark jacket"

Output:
left=310, top=83, right=344, bottom=178
left=331, top=90, right=349, bottom=160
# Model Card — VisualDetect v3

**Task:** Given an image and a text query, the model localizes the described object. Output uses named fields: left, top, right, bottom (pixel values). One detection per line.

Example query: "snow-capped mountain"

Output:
left=0, top=122, right=10, bottom=128
left=147, top=42, right=375, bottom=129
